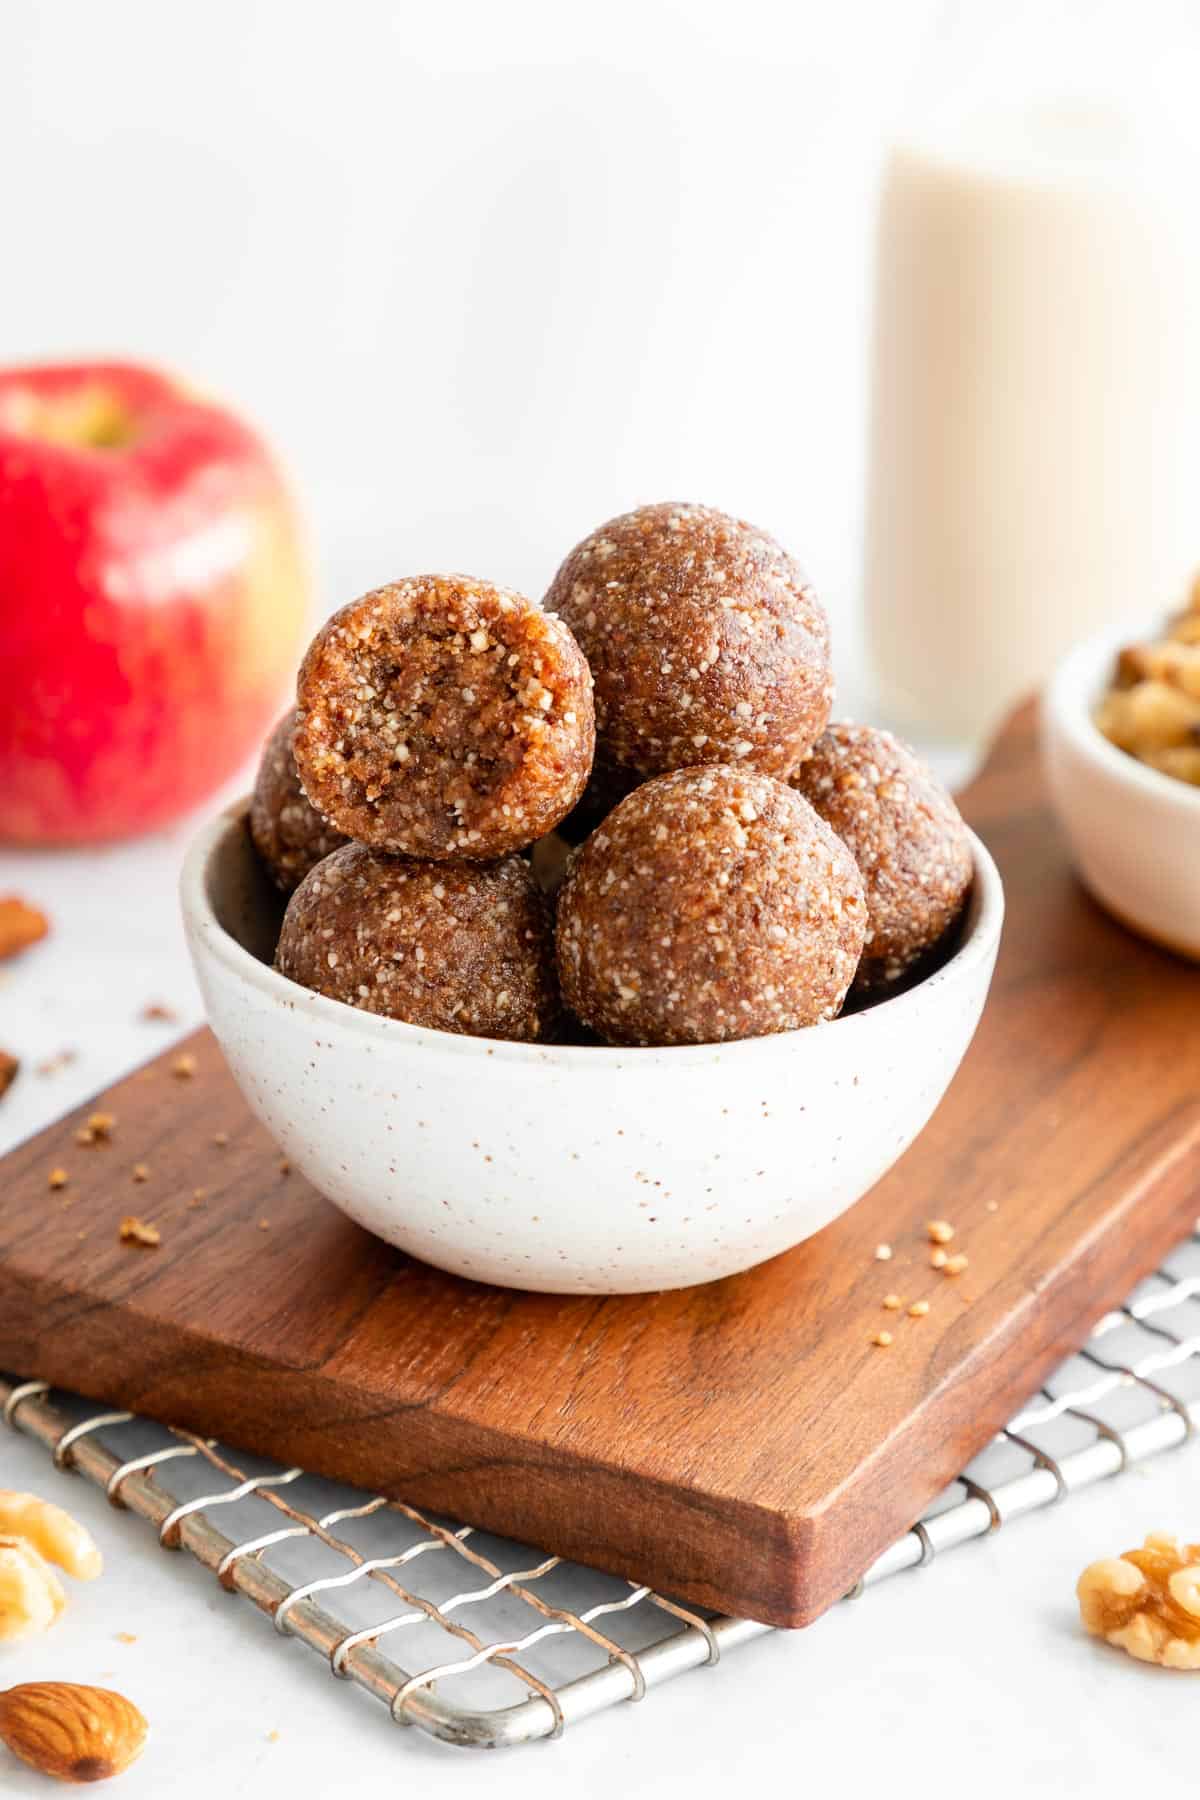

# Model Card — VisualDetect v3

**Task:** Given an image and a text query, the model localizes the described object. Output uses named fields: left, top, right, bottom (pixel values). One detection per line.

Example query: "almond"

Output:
left=0, top=896, right=48, bottom=962
left=0, top=1682, right=147, bottom=1783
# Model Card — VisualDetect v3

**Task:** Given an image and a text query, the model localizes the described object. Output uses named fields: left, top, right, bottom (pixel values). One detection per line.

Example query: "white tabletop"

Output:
left=2, top=808, right=1197, bottom=1797
left=2, top=1406, right=1197, bottom=1796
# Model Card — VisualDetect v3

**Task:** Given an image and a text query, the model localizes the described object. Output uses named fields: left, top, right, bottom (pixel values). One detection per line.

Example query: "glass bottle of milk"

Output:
left=864, top=8, right=1200, bottom=750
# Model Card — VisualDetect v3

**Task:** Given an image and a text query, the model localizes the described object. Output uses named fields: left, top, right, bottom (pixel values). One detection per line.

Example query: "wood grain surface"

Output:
left=3, top=703, right=1198, bottom=1628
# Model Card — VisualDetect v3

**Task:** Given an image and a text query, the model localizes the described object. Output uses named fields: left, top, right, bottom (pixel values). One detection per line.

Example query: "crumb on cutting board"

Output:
left=119, top=1217, right=160, bottom=1249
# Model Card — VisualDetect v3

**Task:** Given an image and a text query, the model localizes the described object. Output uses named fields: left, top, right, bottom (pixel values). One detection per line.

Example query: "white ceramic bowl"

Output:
left=180, top=805, right=1004, bottom=1294
left=1043, top=623, right=1200, bottom=961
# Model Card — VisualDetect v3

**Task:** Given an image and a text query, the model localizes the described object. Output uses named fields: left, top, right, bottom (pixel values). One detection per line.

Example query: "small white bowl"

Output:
left=1043, top=623, right=1200, bottom=961
left=180, top=805, right=1003, bottom=1294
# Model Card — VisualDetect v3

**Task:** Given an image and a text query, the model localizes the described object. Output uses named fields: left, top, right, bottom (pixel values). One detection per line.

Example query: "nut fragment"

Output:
left=48, top=1168, right=68, bottom=1191
left=118, top=1217, right=159, bottom=1249
left=941, top=1253, right=969, bottom=1276
left=926, top=1219, right=955, bottom=1244
left=170, top=1053, right=196, bottom=1080
left=874, top=1243, right=893, bottom=1262
left=0, top=896, right=49, bottom=961
left=130, top=1164, right=149, bottom=1184
left=75, top=1113, right=116, bottom=1148
left=1078, top=1533, right=1200, bottom=1668
left=0, top=1681, right=148, bottom=1783
left=0, top=1494, right=101, bottom=1581
left=871, top=1330, right=894, bottom=1348
left=0, top=1537, right=66, bottom=1642
left=930, top=1248, right=947, bottom=1269
left=908, top=1299, right=931, bottom=1318
left=881, top=1294, right=902, bottom=1311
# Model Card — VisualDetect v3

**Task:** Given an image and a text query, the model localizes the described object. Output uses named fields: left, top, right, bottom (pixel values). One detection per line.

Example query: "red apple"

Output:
left=0, top=360, right=309, bottom=843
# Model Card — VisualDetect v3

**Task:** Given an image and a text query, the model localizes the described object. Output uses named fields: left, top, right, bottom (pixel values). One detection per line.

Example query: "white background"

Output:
left=2, top=0, right=934, bottom=662
left=4, top=2, right=1200, bottom=1794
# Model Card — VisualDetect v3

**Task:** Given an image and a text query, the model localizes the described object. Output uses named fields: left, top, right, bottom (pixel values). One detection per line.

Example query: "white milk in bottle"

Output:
left=865, top=96, right=1200, bottom=747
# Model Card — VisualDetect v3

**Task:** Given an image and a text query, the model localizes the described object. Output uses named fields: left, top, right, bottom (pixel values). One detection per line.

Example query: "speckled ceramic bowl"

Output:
left=181, top=803, right=1004, bottom=1294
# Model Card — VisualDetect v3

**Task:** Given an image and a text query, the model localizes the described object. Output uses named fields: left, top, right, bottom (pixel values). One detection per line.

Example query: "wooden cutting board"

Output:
left=3, top=703, right=1199, bottom=1629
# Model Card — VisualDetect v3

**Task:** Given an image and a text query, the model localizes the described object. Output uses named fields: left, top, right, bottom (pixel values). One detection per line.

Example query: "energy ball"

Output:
left=294, top=575, right=595, bottom=860
left=249, top=708, right=347, bottom=892
left=276, top=842, right=560, bottom=1042
left=544, top=502, right=832, bottom=780
left=790, top=723, right=973, bottom=996
left=556, top=767, right=866, bottom=1047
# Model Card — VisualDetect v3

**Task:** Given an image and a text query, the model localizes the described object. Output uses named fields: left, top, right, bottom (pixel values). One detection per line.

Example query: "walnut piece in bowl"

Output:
left=1094, top=578, right=1200, bottom=787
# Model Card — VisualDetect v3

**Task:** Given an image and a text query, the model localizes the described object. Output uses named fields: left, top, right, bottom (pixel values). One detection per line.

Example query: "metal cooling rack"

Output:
left=5, top=1227, right=1200, bottom=1750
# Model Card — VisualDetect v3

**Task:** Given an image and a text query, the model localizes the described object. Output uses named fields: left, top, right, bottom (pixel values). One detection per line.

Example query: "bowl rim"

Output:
left=181, top=800, right=1005, bottom=1071
left=1045, top=616, right=1200, bottom=814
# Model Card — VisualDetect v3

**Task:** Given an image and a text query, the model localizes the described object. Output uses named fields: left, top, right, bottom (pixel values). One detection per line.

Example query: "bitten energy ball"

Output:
left=249, top=708, right=347, bottom=892
left=556, top=767, right=866, bottom=1046
left=545, top=502, right=832, bottom=780
left=294, top=575, right=595, bottom=860
left=790, top=723, right=972, bottom=996
left=276, top=842, right=559, bottom=1042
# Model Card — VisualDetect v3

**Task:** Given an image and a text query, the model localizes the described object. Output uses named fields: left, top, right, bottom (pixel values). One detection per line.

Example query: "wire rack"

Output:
left=5, top=1226, right=1200, bottom=1750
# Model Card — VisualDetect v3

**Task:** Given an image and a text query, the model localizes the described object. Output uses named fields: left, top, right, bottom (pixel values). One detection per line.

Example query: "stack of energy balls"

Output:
left=251, top=505, right=973, bottom=1048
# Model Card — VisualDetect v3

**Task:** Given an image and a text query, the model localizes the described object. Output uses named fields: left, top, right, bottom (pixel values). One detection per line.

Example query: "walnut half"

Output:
left=1078, top=1533, right=1200, bottom=1669
left=0, top=1537, right=66, bottom=1643
left=0, top=1492, right=102, bottom=1582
